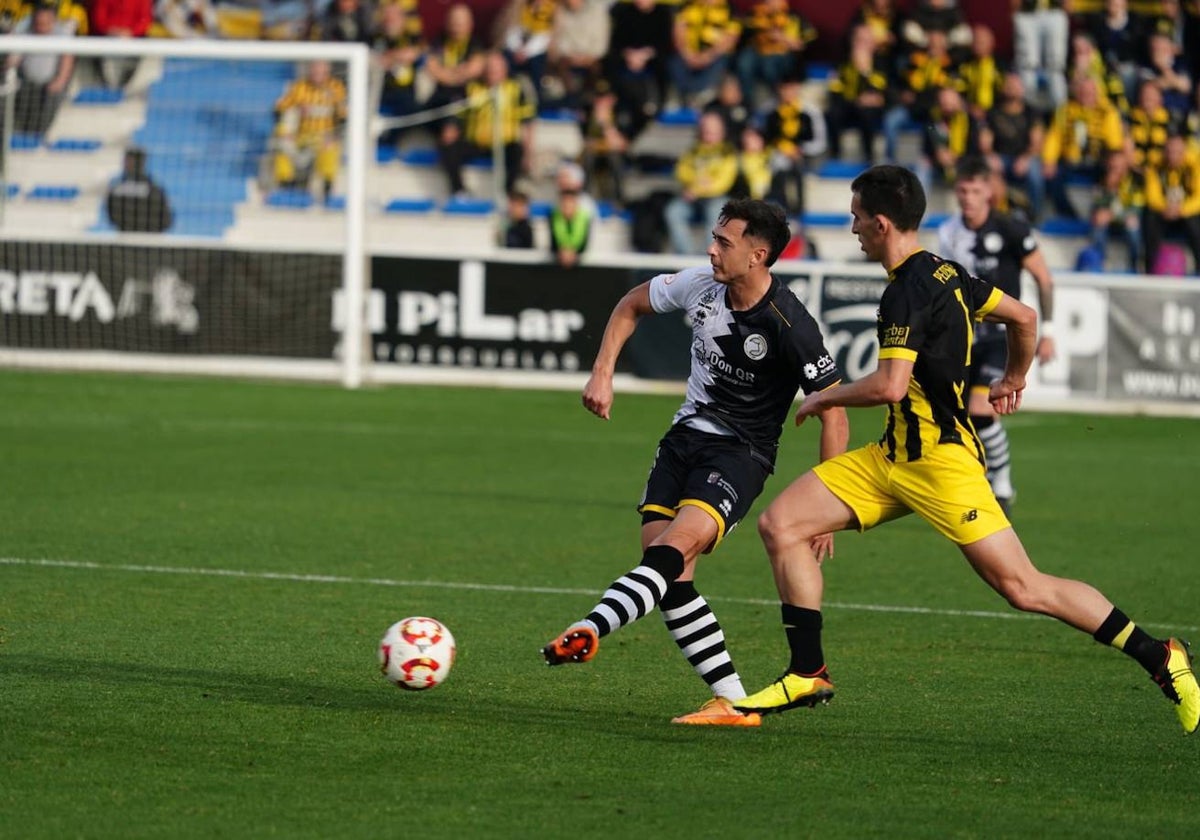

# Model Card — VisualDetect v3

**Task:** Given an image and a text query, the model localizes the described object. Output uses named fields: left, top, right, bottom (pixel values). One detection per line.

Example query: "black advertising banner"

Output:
left=368, top=256, right=632, bottom=373
left=0, top=240, right=340, bottom=357
left=1105, top=286, right=1200, bottom=401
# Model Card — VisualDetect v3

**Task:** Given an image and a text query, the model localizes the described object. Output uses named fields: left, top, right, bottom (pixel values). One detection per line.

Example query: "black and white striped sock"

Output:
left=584, top=544, right=685, bottom=637
left=975, top=415, right=1013, bottom=496
left=660, top=580, right=745, bottom=700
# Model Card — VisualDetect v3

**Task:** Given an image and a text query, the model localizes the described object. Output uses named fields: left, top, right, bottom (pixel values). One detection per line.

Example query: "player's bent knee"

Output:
left=757, top=507, right=808, bottom=557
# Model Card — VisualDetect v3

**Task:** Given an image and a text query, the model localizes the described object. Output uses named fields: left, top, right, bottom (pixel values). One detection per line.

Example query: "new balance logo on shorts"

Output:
left=960, top=509, right=979, bottom=523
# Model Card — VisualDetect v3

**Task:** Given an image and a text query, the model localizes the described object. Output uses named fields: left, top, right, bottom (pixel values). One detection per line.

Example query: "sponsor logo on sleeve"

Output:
left=880, top=325, right=910, bottom=348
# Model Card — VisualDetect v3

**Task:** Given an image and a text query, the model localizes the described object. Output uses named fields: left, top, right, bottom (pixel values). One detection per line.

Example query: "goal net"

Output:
left=0, top=35, right=369, bottom=386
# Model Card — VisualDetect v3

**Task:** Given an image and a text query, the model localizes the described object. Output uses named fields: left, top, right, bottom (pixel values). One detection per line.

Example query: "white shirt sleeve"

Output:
left=648, top=266, right=711, bottom=314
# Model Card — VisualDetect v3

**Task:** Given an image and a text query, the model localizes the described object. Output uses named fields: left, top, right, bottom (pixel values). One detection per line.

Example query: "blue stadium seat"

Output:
left=265, top=189, right=315, bottom=209
left=376, top=145, right=400, bottom=164
left=817, top=160, right=869, bottom=179
left=28, top=185, right=81, bottom=201
left=399, top=147, right=438, bottom=166
left=658, top=108, right=699, bottom=126
left=529, top=200, right=552, bottom=218
left=1040, top=218, right=1090, bottom=236
left=9, top=133, right=40, bottom=150
left=384, top=197, right=437, bottom=214
left=443, top=196, right=494, bottom=215
left=48, top=138, right=102, bottom=153
left=5, top=184, right=19, bottom=198
left=922, top=213, right=950, bottom=228
left=801, top=212, right=848, bottom=228
left=72, top=88, right=123, bottom=105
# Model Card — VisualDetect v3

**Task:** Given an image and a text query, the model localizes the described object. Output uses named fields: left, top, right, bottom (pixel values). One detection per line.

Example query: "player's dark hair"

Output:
left=850, top=165, right=926, bottom=232
left=955, top=155, right=992, bottom=183
left=718, top=198, right=791, bottom=266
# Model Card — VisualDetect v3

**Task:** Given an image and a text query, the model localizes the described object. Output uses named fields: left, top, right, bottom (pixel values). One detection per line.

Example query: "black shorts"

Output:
left=969, top=329, right=1007, bottom=394
left=638, top=424, right=772, bottom=550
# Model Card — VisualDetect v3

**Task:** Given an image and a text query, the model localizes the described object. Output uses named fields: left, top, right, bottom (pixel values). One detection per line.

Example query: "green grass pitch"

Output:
left=2, top=369, right=1198, bottom=838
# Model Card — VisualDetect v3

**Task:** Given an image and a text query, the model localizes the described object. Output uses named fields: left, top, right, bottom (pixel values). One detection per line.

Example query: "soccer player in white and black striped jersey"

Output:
left=541, top=199, right=848, bottom=726
left=937, top=156, right=1057, bottom=513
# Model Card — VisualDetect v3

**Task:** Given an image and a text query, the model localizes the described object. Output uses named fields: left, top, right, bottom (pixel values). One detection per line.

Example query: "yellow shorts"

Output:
left=813, top=441, right=1010, bottom=545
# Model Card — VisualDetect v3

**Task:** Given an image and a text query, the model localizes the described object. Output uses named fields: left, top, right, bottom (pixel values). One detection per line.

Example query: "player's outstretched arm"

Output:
left=794, top=359, right=913, bottom=424
left=582, top=282, right=654, bottom=420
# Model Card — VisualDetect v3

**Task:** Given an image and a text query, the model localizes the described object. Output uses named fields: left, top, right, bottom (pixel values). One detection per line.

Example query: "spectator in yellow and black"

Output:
left=1068, top=31, right=1130, bottom=115
left=1085, top=0, right=1144, bottom=97
left=603, top=0, right=674, bottom=139
left=437, top=51, right=536, bottom=198
left=546, top=0, right=611, bottom=110
left=731, top=124, right=772, bottom=201
left=1, top=0, right=87, bottom=34
left=979, top=71, right=1047, bottom=221
left=733, top=0, right=817, bottom=111
left=668, top=0, right=742, bottom=109
left=916, top=85, right=983, bottom=195
left=3, top=0, right=74, bottom=136
left=1136, top=32, right=1192, bottom=116
left=1142, top=129, right=1200, bottom=272
left=959, top=24, right=1006, bottom=121
left=422, top=3, right=486, bottom=129
left=579, top=81, right=632, bottom=207
left=762, top=73, right=813, bottom=216
left=897, top=0, right=973, bottom=65
left=663, top=110, right=739, bottom=254
left=273, top=59, right=347, bottom=202
left=500, top=0, right=559, bottom=98
left=847, top=0, right=899, bottom=74
left=548, top=184, right=592, bottom=268
left=826, top=24, right=889, bottom=163
left=310, top=0, right=372, bottom=45
left=1043, top=75, right=1128, bottom=218
left=882, top=28, right=961, bottom=163
left=1087, top=150, right=1144, bottom=272
left=1126, top=78, right=1172, bottom=173
left=373, top=0, right=426, bottom=147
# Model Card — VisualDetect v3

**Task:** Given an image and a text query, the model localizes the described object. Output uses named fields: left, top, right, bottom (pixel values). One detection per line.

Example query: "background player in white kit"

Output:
left=541, top=199, right=848, bottom=726
left=937, top=156, right=1056, bottom=513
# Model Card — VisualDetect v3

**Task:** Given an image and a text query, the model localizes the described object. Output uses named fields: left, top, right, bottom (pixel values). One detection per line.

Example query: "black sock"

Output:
left=584, top=544, right=685, bottom=637
left=1092, top=607, right=1167, bottom=676
left=782, top=603, right=825, bottom=676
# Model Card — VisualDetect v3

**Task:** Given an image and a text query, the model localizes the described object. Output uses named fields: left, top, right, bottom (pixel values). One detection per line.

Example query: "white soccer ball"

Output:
left=378, top=616, right=456, bottom=691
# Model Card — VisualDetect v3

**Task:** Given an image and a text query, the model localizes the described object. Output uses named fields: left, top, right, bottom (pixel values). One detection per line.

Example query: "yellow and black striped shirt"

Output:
left=959, top=55, right=1002, bottom=113
left=275, top=78, right=348, bottom=140
left=676, top=0, right=741, bottom=53
left=518, top=0, right=558, bottom=35
left=463, top=78, right=536, bottom=147
left=742, top=2, right=815, bottom=56
left=1145, top=158, right=1200, bottom=216
left=1128, top=105, right=1172, bottom=171
left=876, top=250, right=1002, bottom=464
left=828, top=60, right=888, bottom=103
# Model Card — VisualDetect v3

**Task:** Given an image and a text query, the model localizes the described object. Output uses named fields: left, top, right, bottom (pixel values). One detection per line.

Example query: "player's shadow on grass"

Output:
left=3, top=654, right=415, bottom=714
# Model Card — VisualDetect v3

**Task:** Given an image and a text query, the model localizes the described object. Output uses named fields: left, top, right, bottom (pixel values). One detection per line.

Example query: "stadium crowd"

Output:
left=5, top=0, right=1200, bottom=272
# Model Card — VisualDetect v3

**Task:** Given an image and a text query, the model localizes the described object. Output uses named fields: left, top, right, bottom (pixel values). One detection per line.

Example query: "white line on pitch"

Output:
left=1, top=556, right=1196, bottom=633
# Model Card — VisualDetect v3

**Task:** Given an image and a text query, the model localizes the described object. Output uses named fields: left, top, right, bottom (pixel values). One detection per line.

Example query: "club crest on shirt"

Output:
left=743, top=333, right=767, bottom=360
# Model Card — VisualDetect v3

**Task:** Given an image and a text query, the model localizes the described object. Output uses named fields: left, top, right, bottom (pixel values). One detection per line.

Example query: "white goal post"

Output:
left=0, top=35, right=370, bottom=388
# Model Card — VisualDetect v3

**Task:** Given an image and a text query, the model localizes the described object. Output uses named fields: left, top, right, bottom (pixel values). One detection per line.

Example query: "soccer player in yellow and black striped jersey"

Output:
left=736, top=164, right=1200, bottom=734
